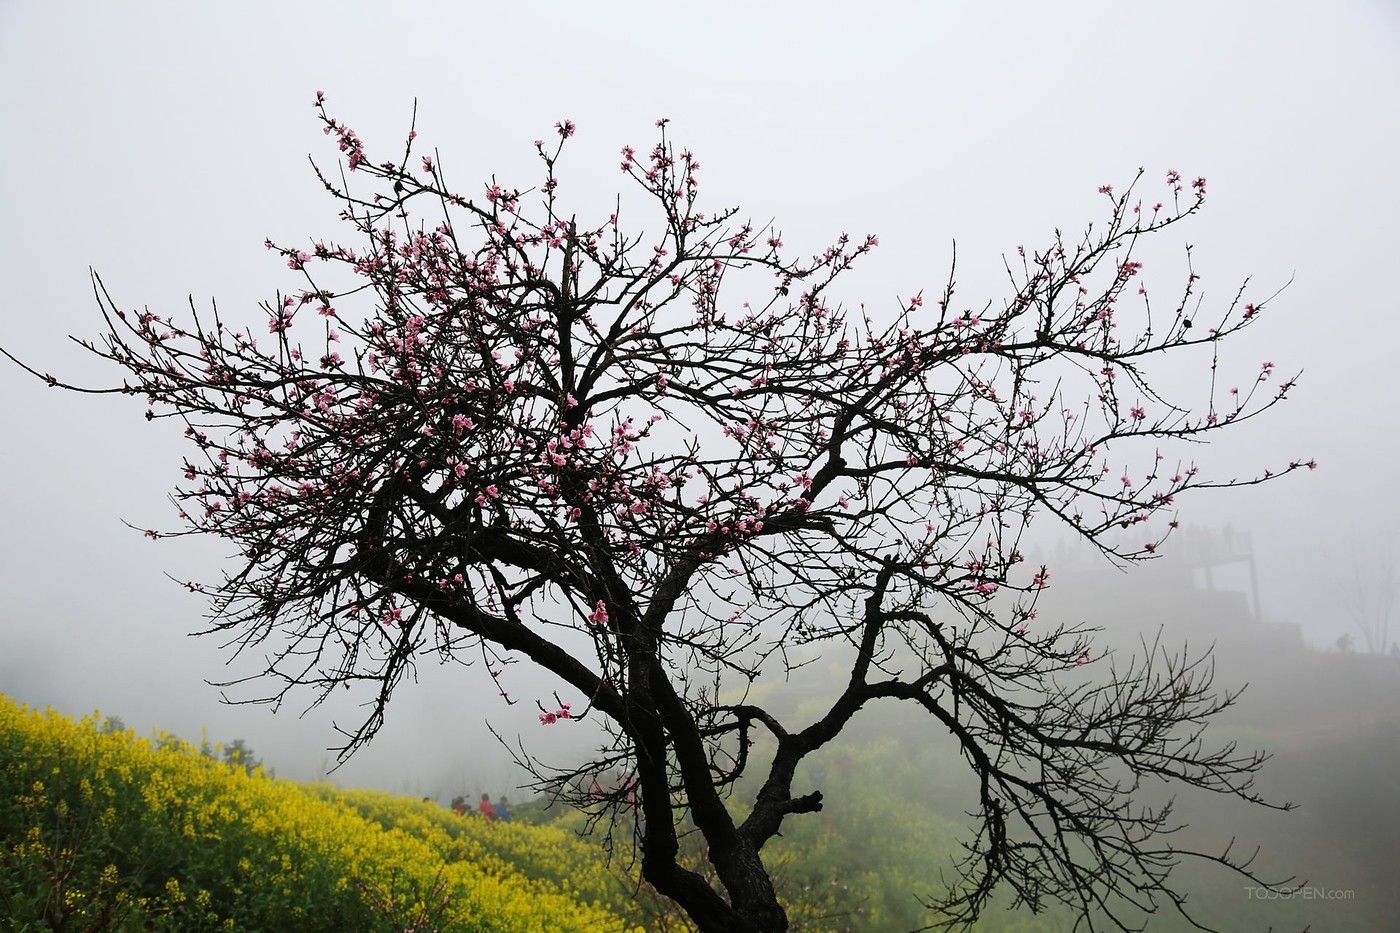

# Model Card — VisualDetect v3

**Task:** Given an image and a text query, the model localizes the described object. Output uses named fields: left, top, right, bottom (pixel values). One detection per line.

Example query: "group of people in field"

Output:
left=449, top=792, right=512, bottom=821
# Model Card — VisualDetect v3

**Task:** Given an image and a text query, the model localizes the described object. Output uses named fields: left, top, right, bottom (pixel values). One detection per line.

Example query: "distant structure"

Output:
left=1046, top=524, right=1262, bottom=622
left=1177, top=525, right=1262, bottom=622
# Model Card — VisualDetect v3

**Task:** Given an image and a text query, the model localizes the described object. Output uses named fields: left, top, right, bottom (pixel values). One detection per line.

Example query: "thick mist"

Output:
left=1, top=4, right=1397, bottom=926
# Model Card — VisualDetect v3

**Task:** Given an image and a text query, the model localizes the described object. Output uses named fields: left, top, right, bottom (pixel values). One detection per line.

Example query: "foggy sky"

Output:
left=1, top=1, right=1397, bottom=791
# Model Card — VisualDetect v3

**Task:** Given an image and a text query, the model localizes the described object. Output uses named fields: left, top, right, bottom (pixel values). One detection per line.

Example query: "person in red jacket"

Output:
left=478, top=792, right=498, bottom=820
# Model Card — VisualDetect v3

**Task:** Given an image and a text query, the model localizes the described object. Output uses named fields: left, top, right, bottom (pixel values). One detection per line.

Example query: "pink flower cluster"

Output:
left=539, top=703, right=572, bottom=725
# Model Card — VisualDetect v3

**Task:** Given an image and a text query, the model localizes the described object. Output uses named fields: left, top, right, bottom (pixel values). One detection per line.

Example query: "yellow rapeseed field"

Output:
left=0, top=695, right=640, bottom=931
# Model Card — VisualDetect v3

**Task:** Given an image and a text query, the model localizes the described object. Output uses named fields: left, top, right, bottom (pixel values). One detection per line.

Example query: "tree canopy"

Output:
left=6, top=95, right=1312, bottom=931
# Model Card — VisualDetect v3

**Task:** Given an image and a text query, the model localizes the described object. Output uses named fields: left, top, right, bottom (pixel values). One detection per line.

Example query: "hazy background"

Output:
left=1, top=0, right=1396, bottom=829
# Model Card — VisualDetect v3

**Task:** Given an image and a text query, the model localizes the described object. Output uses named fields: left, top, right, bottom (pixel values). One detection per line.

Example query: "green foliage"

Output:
left=752, top=733, right=1073, bottom=932
left=709, top=637, right=1400, bottom=932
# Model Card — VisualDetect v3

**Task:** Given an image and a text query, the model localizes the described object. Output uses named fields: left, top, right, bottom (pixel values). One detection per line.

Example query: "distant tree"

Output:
left=99, top=715, right=126, bottom=734
left=221, top=737, right=261, bottom=774
left=1333, top=534, right=1396, bottom=654
left=4, top=95, right=1316, bottom=931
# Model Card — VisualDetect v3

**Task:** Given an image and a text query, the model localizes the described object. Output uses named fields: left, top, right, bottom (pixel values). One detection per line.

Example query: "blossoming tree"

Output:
left=9, top=95, right=1314, bottom=931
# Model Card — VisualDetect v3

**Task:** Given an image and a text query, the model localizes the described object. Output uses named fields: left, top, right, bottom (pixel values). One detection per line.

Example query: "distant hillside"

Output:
left=7, top=599, right=1394, bottom=933
left=712, top=561, right=1400, bottom=932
